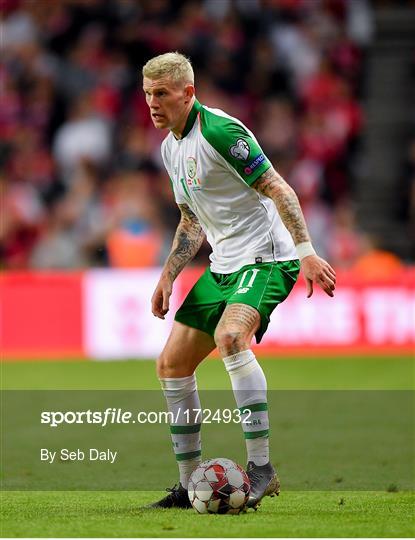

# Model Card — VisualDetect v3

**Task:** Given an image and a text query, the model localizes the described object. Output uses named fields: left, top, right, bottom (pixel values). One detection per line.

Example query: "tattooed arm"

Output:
left=151, top=203, right=205, bottom=319
left=252, top=167, right=336, bottom=298
left=162, top=203, right=204, bottom=280
left=252, top=167, right=310, bottom=244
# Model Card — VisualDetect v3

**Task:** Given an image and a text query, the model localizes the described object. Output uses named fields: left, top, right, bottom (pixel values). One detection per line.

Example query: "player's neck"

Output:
left=171, top=97, right=196, bottom=140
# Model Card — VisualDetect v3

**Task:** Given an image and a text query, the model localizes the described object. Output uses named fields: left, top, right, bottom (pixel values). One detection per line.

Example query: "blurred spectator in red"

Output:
left=1, top=175, right=44, bottom=269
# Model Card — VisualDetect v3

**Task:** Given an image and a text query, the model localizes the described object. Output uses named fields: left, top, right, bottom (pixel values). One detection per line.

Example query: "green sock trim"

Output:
left=175, top=450, right=201, bottom=461
left=170, top=424, right=201, bottom=434
left=244, top=429, right=269, bottom=439
left=239, top=402, right=268, bottom=414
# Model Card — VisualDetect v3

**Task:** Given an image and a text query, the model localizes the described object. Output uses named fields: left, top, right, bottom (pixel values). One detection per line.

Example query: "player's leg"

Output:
left=214, top=303, right=269, bottom=458
left=157, top=320, right=216, bottom=378
left=149, top=269, right=225, bottom=509
left=214, top=261, right=300, bottom=508
left=149, top=322, right=216, bottom=509
left=214, top=303, right=278, bottom=508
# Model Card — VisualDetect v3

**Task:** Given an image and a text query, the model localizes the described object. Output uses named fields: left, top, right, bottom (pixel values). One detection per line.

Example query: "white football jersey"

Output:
left=161, top=99, right=297, bottom=274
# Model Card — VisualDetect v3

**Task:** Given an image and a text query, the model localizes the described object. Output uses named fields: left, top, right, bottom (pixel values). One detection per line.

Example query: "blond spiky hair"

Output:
left=142, top=52, right=194, bottom=85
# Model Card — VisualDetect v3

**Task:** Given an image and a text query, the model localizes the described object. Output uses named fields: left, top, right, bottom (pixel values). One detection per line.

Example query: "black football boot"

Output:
left=146, top=483, right=192, bottom=509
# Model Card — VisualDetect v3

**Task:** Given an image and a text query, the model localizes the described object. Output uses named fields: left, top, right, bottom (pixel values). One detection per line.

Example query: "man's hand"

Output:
left=301, top=255, right=336, bottom=298
left=151, top=276, right=173, bottom=319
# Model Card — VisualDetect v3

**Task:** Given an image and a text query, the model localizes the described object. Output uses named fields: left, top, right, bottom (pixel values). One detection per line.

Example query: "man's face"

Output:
left=143, top=76, right=192, bottom=131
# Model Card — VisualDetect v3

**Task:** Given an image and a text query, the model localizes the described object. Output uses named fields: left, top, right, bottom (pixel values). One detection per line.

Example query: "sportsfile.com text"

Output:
left=40, top=408, right=253, bottom=427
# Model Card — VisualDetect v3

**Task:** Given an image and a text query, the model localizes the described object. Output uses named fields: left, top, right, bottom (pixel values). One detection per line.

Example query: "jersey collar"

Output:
left=180, top=99, right=202, bottom=139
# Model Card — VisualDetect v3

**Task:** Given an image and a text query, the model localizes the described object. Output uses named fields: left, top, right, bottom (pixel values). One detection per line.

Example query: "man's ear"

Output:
left=184, top=84, right=195, bottom=102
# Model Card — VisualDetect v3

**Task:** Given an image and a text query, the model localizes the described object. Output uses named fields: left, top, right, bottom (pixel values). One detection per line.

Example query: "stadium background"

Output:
left=1, top=0, right=414, bottom=359
left=1, top=1, right=414, bottom=538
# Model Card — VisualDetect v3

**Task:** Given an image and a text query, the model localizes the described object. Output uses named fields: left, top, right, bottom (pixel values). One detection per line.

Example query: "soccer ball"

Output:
left=188, top=458, right=250, bottom=514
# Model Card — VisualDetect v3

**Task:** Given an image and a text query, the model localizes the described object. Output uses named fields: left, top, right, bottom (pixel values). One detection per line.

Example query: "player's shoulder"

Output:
left=197, top=101, right=270, bottom=181
left=197, top=102, right=261, bottom=166
left=198, top=104, right=250, bottom=139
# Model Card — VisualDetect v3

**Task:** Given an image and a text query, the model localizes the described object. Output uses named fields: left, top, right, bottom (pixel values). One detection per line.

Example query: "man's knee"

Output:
left=214, top=327, right=249, bottom=355
left=157, top=350, right=193, bottom=378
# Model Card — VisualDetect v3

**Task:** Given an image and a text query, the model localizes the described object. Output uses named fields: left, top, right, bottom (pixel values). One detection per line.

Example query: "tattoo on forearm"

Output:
left=163, top=204, right=204, bottom=281
left=253, top=167, right=310, bottom=245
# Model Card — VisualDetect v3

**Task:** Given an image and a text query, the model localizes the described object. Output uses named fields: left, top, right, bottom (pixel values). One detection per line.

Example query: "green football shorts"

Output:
left=175, top=260, right=300, bottom=343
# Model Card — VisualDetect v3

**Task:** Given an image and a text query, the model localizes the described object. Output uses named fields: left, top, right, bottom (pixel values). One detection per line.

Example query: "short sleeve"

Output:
left=200, top=112, right=272, bottom=185
left=161, top=136, right=187, bottom=204
left=168, top=176, right=187, bottom=205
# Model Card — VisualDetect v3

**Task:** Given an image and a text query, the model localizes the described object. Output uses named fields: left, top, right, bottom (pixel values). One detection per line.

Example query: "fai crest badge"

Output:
left=229, top=138, right=250, bottom=161
left=187, top=157, right=197, bottom=179
left=186, top=156, right=202, bottom=190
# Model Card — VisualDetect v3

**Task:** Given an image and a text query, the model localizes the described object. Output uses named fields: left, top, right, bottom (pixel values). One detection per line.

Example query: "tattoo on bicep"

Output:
left=253, top=167, right=310, bottom=244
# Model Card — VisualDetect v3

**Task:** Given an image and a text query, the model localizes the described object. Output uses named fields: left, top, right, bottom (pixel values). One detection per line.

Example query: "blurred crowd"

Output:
left=2, top=0, right=405, bottom=272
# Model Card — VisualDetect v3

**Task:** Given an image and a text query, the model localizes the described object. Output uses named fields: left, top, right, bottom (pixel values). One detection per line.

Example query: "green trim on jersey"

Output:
left=180, top=177, right=191, bottom=201
left=174, top=260, right=300, bottom=344
left=181, top=99, right=202, bottom=138
left=197, top=103, right=271, bottom=185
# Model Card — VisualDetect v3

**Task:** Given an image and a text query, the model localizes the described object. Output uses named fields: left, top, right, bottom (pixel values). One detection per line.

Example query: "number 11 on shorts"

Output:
left=238, top=268, right=260, bottom=289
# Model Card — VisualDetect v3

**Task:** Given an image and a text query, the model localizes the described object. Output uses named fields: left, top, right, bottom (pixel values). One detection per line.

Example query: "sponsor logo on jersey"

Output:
left=229, top=138, right=250, bottom=161
left=244, top=154, right=266, bottom=175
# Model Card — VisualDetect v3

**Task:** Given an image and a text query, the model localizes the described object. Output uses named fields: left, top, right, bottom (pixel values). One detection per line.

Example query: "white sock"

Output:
left=159, top=374, right=202, bottom=488
left=223, top=349, right=269, bottom=466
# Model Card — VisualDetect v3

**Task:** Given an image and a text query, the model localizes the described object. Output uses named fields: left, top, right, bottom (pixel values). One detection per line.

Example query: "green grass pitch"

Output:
left=1, top=356, right=414, bottom=538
